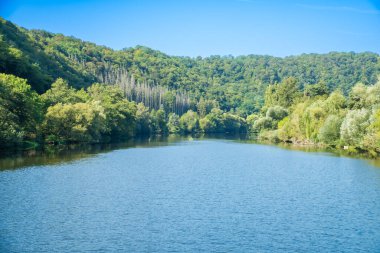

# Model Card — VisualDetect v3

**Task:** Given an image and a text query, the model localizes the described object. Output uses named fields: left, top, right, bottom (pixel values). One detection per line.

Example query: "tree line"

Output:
left=1, top=17, right=380, bottom=156
left=1, top=72, right=379, bottom=156
left=1, top=17, right=379, bottom=117
left=249, top=77, right=380, bottom=156
left=0, top=74, right=247, bottom=148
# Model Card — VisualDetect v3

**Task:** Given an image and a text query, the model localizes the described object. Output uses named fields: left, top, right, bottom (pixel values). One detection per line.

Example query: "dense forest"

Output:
left=1, top=18, right=380, bottom=156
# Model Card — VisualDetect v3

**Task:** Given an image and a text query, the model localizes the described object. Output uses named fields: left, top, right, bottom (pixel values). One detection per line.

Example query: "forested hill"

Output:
left=1, top=17, right=379, bottom=115
left=2, top=17, right=380, bottom=155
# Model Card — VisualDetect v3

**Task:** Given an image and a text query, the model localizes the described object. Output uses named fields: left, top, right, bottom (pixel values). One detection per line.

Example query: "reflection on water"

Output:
left=239, top=139, right=380, bottom=168
left=0, top=135, right=186, bottom=170
left=0, top=134, right=379, bottom=170
left=1, top=136, right=380, bottom=252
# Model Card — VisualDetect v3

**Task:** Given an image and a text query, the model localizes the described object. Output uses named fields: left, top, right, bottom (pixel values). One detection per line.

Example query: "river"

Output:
left=0, top=137, right=379, bottom=252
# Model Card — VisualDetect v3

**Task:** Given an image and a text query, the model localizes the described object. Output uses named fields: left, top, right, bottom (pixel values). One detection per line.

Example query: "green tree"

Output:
left=301, top=100, right=326, bottom=141
left=250, top=117, right=273, bottom=133
left=223, top=113, right=247, bottom=133
left=41, top=78, right=87, bottom=108
left=361, top=109, right=380, bottom=154
left=167, top=113, right=180, bottom=133
left=340, top=109, right=371, bottom=146
left=323, top=90, right=346, bottom=113
left=304, top=81, right=329, bottom=98
left=347, top=83, right=367, bottom=109
left=150, top=108, right=167, bottom=134
left=0, top=73, right=41, bottom=146
left=199, top=108, right=224, bottom=133
left=163, top=91, right=176, bottom=112
left=180, top=110, right=199, bottom=133
left=264, top=77, right=301, bottom=108
left=42, top=101, right=106, bottom=143
left=87, top=84, right=136, bottom=139
left=266, top=106, right=288, bottom=121
left=318, top=115, right=343, bottom=145
left=135, top=103, right=151, bottom=135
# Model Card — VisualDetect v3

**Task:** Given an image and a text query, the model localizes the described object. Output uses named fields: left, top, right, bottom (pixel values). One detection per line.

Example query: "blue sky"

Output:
left=1, top=0, right=379, bottom=57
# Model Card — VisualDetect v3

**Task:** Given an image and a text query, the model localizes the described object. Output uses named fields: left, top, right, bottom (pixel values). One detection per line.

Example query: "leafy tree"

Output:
left=150, top=108, right=167, bottom=134
left=42, top=101, right=106, bottom=143
left=87, top=84, right=136, bottom=139
left=361, top=109, right=380, bottom=154
left=323, top=90, right=346, bottom=113
left=266, top=106, right=288, bottom=121
left=41, top=78, right=87, bottom=108
left=304, top=81, right=329, bottom=98
left=246, top=113, right=259, bottom=127
left=347, top=83, right=367, bottom=109
left=135, top=103, right=151, bottom=135
left=0, top=73, right=41, bottom=146
left=200, top=108, right=224, bottom=133
left=318, top=115, right=343, bottom=144
left=163, top=91, right=176, bottom=113
left=277, top=102, right=309, bottom=142
left=366, top=81, right=380, bottom=106
left=167, top=113, right=180, bottom=133
left=340, top=109, right=371, bottom=146
left=180, top=110, right=199, bottom=133
left=264, top=77, right=301, bottom=108
left=250, top=117, right=274, bottom=133
left=301, top=100, right=327, bottom=141
left=223, top=113, right=247, bottom=133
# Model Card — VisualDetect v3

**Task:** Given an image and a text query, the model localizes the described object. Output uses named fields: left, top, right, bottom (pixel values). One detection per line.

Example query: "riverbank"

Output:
left=1, top=135, right=379, bottom=171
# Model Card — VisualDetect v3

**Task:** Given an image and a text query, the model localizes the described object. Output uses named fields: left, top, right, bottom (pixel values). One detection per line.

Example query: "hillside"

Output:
left=0, top=17, right=379, bottom=115
left=1, top=17, right=380, bottom=156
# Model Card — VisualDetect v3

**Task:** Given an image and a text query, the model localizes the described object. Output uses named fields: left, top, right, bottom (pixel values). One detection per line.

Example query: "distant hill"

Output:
left=0, top=17, right=379, bottom=113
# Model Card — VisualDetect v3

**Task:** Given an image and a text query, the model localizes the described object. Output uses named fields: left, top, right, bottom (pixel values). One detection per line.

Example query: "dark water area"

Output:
left=0, top=136, right=379, bottom=252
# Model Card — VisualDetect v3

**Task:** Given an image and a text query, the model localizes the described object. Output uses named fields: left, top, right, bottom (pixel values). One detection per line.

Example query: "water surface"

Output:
left=0, top=138, right=379, bottom=252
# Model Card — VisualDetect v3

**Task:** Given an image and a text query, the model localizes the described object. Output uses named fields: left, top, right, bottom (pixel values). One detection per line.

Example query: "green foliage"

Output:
left=246, top=114, right=258, bottom=127
left=266, top=106, right=288, bottom=121
left=318, top=115, right=343, bottom=145
left=0, top=73, right=41, bottom=147
left=41, top=78, right=87, bottom=107
left=304, top=81, right=329, bottom=98
left=150, top=108, right=168, bottom=134
left=347, top=82, right=380, bottom=109
left=223, top=113, right=247, bottom=133
left=42, top=102, right=106, bottom=143
left=264, top=77, right=302, bottom=108
left=196, top=98, right=217, bottom=118
left=162, top=91, right=176, bottom=113
left=340, top=109, right=371, bottom=146
left=250, top=117, right=274, bottom=133
left=87, top=84, right=136, bottom=139
left=167, top=113, right=181, bottom=133
left=200, top=108, right=224, bottom=133
left=1, top=18, right=380, bottom=155
left=301, top=100, right=327, bottom=141
left=135, top=103, right=152, bottom=135
left=348, top=83, right=368, bottom=109
left=1, top=17, right=379, bottom=115
left=180, top=110, right=199, bottom=133
left=323, top=90, right=346, bottom=113
left=361, top=109, right=380, bottom=154
left=258, top=130, right=280, bottom=143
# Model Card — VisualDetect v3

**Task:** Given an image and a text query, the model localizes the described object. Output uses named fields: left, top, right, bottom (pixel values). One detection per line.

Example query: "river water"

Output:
left=0, top=137, right=379, bottom=252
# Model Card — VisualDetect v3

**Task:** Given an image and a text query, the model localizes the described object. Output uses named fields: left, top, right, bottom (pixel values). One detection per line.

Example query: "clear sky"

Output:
left=1, top=0, right=379, bottom=57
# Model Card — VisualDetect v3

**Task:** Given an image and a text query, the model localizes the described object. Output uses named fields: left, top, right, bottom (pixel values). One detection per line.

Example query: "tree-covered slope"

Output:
left=1, top=17, right=380, bottom=155
left=0, top=17, right=379, bottom=114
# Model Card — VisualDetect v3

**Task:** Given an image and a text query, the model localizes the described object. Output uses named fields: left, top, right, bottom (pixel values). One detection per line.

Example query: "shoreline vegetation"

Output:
left=0, top=18, right=379, bottom=158
left=1, top=73, right=379, bottom=158
left=1, top=135, right=379, bottom=172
